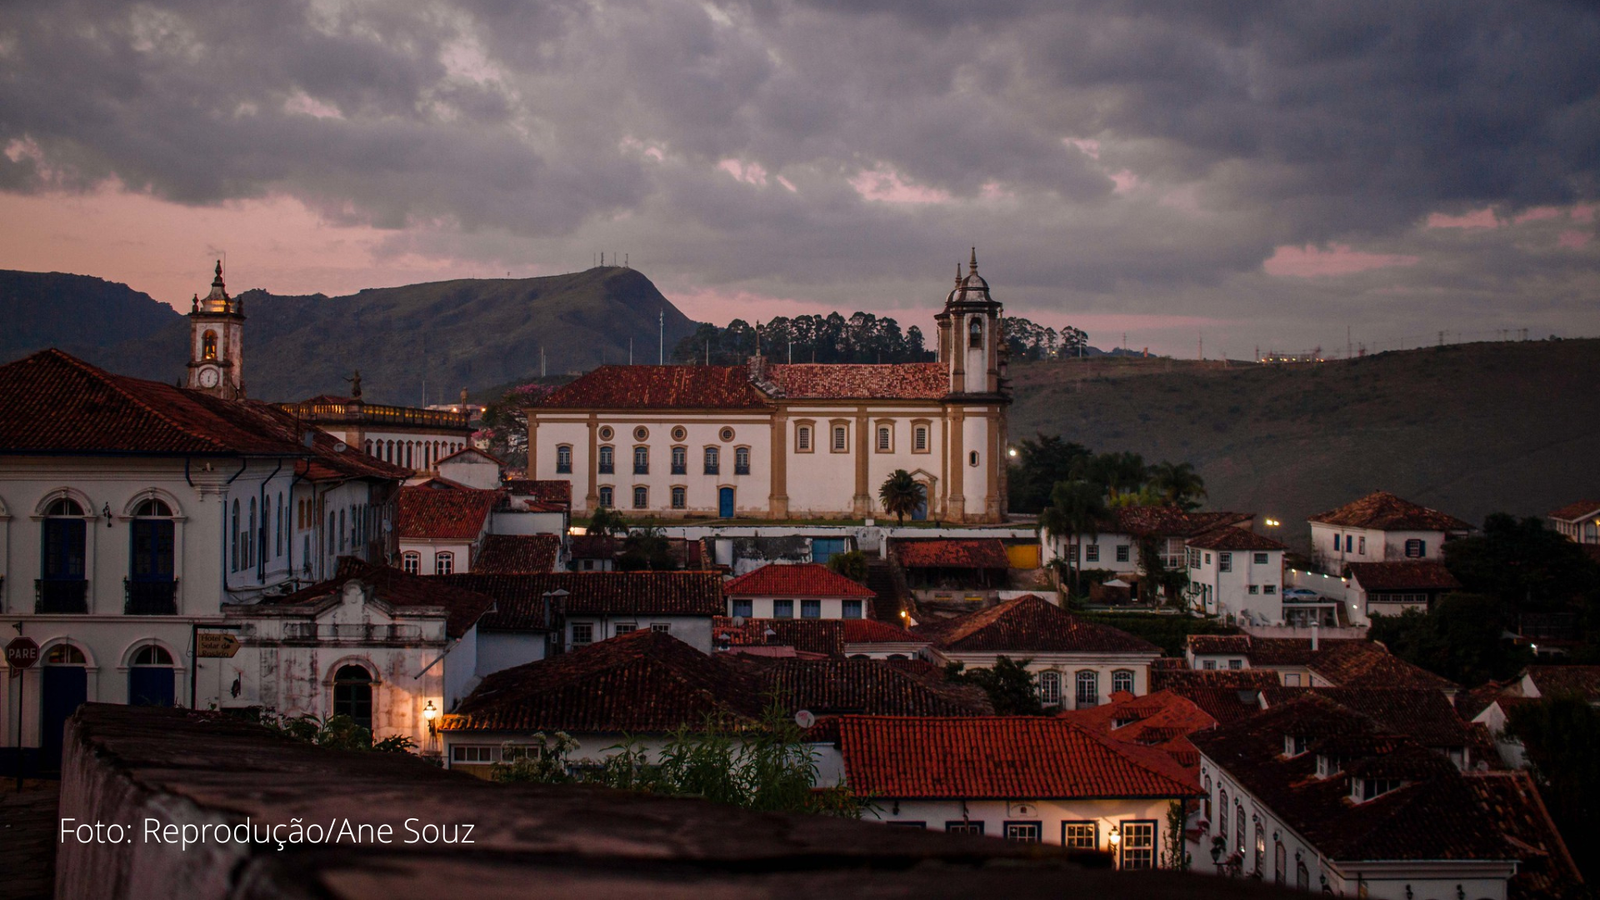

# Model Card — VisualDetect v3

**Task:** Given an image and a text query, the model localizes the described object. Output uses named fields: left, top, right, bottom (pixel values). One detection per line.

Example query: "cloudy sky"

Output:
left=2, top=0, right=1597, bottom=357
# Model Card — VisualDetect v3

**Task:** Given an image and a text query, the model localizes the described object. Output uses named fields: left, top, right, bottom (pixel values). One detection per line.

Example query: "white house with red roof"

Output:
left=396, top=484, right=499, bottom=576
left=524, top=252, right=1010, bottom=523
left=819, top=715, right=1198, bottom=866
left=723, top=562, right=877, bottom=620
left=1547, top=500, right=1600, bottom=545
left=1181, top=527, right=1288, bottom=625
left=0, top=266, right=410, bottom=773
left=1308, top=491, right=1473, bottom=572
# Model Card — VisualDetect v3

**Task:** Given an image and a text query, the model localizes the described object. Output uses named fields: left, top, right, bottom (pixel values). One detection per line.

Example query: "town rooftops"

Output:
left=472, top=534, right=560, bottom=574
left=1190, top=695, right=1574, bottom=880
left=921, top=595, right=1159, bottom=655
left=504, top=479, right=572, bottom=507
left=737, top=657, right=993, bottom=717
left=535, top=365, right=771, bottom=410
left=1345, top=560, right=1461, bottom=592
left=396, top=486, right=498, bottom=541
left=1461, top=772, right=1586, bottom=900
left=764, top=363, right=949, bottom=400
left=1185, top=527, right=1287, bottom=552
left=435, top=446, right=503, bottom=467
left=443, top=630, right=761, bottom=733
left=1521, top=664, right=1600, bottom=700
left=724, top=563, right=876, bottom=599
left=1309, top=491, right=1473, bottom=532
left=1546, top=500, right=1600, bottom=523
left=713, top=617, right=928, bottom=657
left=895, top=539, right=1011, bottom=569
left=1184, top=635, right=1457, bottom=692
left=1057, top=689, right=1218, bottom=772
left=836, top=715, right=1199, bottom=800
left=444, top=571, right=726, bottom=630
left=1104, top=507, right=1254, bottom=538
left=240, top=558, right=495, bottom=640
left=1262, top=687, right=1472, bottom=749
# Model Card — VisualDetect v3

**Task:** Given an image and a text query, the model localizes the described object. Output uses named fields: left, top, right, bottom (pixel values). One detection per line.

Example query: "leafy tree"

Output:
left=1007, top=433, right=1092, bottom=514
left=587, top=506, right=631, bottom=538
left=1135, top=535, right=1189, bottom=607
left=1505, top=695, right=1600, bottom=883
left=945, top=657, right=1042, bottom=715
left=265, top=713, right=415, bottom=754
left=826, top=550, right=869, bottom=583
left=1077, top=450, right=1147, bottom=502
left=1444, top=513, right=1600, bottom=612
left=878, top=469, right=925, bottom=524
left=1148, top=461, right=1207, bottom=511
left=618, top=526, right=677, bottom=571
left=1367, top=593, right=1532, bottom=685
left=1040, top=479, right=1109, bottom=597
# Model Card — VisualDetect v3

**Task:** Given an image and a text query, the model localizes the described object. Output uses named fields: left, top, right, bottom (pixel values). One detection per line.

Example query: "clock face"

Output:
left=198, top=366, right=220, bottom=388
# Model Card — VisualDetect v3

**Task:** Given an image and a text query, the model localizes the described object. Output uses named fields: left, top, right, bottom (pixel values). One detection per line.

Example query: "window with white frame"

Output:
left=1075, top=670, right=1098, bottom=708
left=402, top=552, right=421, bottom=575
left=1003, top=822, right=1041, bottom=843
left=571, top=622, right=593, bottom=645
left=1085, top=543, right=1100, bottom=562
left=1117, top=544, right=1130, bottom=563
left=1062, top=822, right=1097, bottom=849
left=1119, top=821, right=1155, bottom=870
left=1039, top=671, right=1061, bottom=706
left=434, top=552, right=454, bottom=575
left=1112, top=669, right=1134, bottom=694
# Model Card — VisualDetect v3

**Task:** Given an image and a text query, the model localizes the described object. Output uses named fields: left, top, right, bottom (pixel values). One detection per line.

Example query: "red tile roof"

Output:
left=1309, top=491, right=1473, bottom=531
left=504, top=479, right=572, bottom=507
left=1057, top=690, right=1218, bottom=772
left=436, top=446, right=503, bottom=467
left=1462, top=772, right=1586, bottom=900
left=1547, top=500, right=1600, bottom=522
left=842, top=618, right=925, bottom=645
left=1185, top=527, right=1287, bottom=552
left=536, top=365, right=771, bottom=410
left=765, top=363, right=949, bottom=400
left=396, top=486, right=497, bottom=540
left=247, top=558, right=495, bottom=639
left=443, top=630, right=762, bottom=733
left=1263, top=687, right=1472, bottom=749
left=1346, top=561, right=1461, bottom=592
left=1191, top=695, right=1552, bottom=868
left=472, top=535, right=560, bottom=574
left=837, top=716, right=1199, bottom=800
left=724, top=563, right=876, bottom=599
left=735, top=658, right=994, bottom=717
left=922, top=595, right=1158, bottom=655
left=713, top=617, right=927, bottom=657
left=895, top=539, right=1011, bottom=569
left=1524, top=665, right=1600, bottom=700
left=1106, top=507, right=1254, bottom=538
left=1308, top=640, right=1458, bottom=692
left=444, top=571, right=726, bottom=630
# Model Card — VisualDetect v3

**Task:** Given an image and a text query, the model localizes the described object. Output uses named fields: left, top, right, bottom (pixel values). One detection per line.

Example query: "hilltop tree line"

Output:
left=669, top=313, right=1091, bottom=366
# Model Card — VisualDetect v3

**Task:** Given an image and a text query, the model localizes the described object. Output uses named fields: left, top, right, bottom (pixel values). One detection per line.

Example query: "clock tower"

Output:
left=186, top=261, right=245, bottom=399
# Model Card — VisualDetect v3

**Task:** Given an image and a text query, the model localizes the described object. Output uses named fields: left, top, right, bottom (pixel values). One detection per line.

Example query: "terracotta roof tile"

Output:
left=536, top=365, right=771, bottom=410
left=838, top=715, right=1200, bottom=800
left=713, top=617, right=928, bottom=657
left=765, top=363, right=948, bottom=399
left=504, top=479, right=572, bottom=506
left=251, top=558, right=495, bottom=640
left=737, top=658, right=994, bottom=717
left=895, top=539, right=1011, bottom=569
left=1346, top=561, right=1461, bottom=591
left=842, top=618, right=925, bottom=645
left=921, top=595, right=1158, bottom=655
left=1463, top=772, right=1586, bottom=900
left=724, top=563, right=876, bottom=599
left=1151, top=669, right=1279, bottom=726
left=1308, top=641, right=1459, bottom=692
left=1547, top=500, right=1600, bottom=522
left=1524, top=665, right=1600, bottom=700
left=1185, top=527, right=1287, bottom=552
left=472, top=534, right=560, bottom=574
left=1309, top=491, right=1473, bottom=531
left=396, top=486, right=498, bottom=540
left=1057, top=690, right=1217, bottom=773
left=445, top=571, right=726, bottom=630
left=1263, top=687, right=1472, bottom=748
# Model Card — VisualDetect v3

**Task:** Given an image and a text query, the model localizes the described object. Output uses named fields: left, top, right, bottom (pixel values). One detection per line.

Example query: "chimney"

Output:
left=1311, top=621, right=1320, bottom=651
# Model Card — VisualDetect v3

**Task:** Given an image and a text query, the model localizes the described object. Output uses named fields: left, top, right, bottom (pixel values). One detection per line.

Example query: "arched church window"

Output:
left=968, top=318, right=983, bottom=348
left=202, top=331, right=218, bottom=360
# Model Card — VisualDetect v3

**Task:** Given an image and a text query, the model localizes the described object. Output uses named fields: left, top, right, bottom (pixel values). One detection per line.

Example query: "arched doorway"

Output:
left=332, top=665, right=374, bottom=733
left=41, top=644, right=88, bottom=769
left=128, top=645, right=176, bottom=707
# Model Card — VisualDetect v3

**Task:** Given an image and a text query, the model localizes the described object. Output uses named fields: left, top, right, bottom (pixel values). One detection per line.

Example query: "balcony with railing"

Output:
left=277, top=400, right=472, bottom=432
left=36, top=579, right=88, bottom=614
left=125, top=579, right=179, bottom=615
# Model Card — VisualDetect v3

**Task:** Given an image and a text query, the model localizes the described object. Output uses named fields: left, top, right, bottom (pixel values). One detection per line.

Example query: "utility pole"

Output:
left=659, top=310, right=664, bottom=364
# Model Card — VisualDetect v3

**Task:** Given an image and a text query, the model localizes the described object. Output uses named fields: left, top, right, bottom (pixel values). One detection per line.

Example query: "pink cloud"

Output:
left=1426, top=208, right=1497, bottom=229
left=1557, top=230, right=1592, bottom=249
left=1263, top=244, right=1420, bottom=278
left=1572, top=204, right=1597, bottom=224
left=849, top=165, right=950, bottom=204
left=717, top=158, right=769, bottom=187
left=1109, top=170, right=1138, bottom=193
left=1513, top=206, right=1562, bottom=224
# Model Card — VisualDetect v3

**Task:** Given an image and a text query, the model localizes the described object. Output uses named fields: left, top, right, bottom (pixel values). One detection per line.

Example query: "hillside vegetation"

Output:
left=0, top=267, right=699, bottom=404
left=1010, top=339, right=1600, bottom=547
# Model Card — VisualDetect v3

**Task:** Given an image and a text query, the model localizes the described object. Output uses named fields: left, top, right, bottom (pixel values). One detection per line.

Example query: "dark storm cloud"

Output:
left=0, top=0, right=1596, bottom=347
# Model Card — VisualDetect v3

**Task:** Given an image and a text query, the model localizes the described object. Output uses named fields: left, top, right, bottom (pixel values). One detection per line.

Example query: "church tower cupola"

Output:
left=934, top=247, right=1005, bottom=396
left=186, top=260, right=245, bottom=399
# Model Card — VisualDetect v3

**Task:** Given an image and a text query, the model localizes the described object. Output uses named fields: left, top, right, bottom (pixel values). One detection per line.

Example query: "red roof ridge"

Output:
left=40, top=349, right=235, bottom=453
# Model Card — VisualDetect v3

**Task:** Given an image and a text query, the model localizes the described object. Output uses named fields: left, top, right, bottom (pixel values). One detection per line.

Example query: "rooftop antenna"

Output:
left=659, top=309, right=664, bottom=364
left=629, top=338, right=633, bottom=365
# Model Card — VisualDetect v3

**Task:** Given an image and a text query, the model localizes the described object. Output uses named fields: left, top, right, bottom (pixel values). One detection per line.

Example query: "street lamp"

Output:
left=423, top=700, right=438, bottom=736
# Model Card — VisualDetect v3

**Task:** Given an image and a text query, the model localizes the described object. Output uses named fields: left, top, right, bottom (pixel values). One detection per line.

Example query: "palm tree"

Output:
left=1039, top=479, right=1108, bottom=597
left=878, top=469, right=925, bottom=524
left=1149, top=461, right=1207, bottom=510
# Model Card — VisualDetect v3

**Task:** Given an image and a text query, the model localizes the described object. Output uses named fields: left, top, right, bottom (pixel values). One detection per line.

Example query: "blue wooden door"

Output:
left=129, top=667, right=175, bottom=707
left=719, top=487, right=735, bottom=518
left=40, top=665, right=87, bottom=769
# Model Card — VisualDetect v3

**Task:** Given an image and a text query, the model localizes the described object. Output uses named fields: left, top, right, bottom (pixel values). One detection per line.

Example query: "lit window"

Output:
left=435, top=552, right=454, bottom=575
left=202, top=331, right=217, bottom=360
left=1062, top=822, right=1096, bottom=849
left=402, top=552, right=420, bottom=575
left=1003, top=822, right=1040, bottom=842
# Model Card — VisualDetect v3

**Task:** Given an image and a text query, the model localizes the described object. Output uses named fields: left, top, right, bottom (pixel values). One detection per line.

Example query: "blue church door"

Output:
left=719, top=487, right=735, bottom=518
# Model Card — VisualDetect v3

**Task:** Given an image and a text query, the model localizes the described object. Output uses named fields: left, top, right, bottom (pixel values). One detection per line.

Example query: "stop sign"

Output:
left=5, top=637, right=40, bottom=670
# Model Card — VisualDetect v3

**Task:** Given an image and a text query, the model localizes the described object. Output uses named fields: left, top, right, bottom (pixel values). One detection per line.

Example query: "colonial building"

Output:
left=525, top=252, right=1010, bottom=522
left=1546, top=500, right=1600, bottom=545
left=723, top=562, right=877, bottom=620
left=1182, top=527, right=1288, bottom=624
left=1308, top=491, right=1473, bottom=572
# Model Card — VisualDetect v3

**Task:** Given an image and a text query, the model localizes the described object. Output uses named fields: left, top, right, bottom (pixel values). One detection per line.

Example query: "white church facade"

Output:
left=526, top=252, right=1012, bottom=523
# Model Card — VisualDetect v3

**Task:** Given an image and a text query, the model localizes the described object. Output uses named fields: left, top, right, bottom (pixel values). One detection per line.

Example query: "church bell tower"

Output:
left=186, top=261, right=245, bottom=399
left=935, top=248, right=1005, bottom=396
